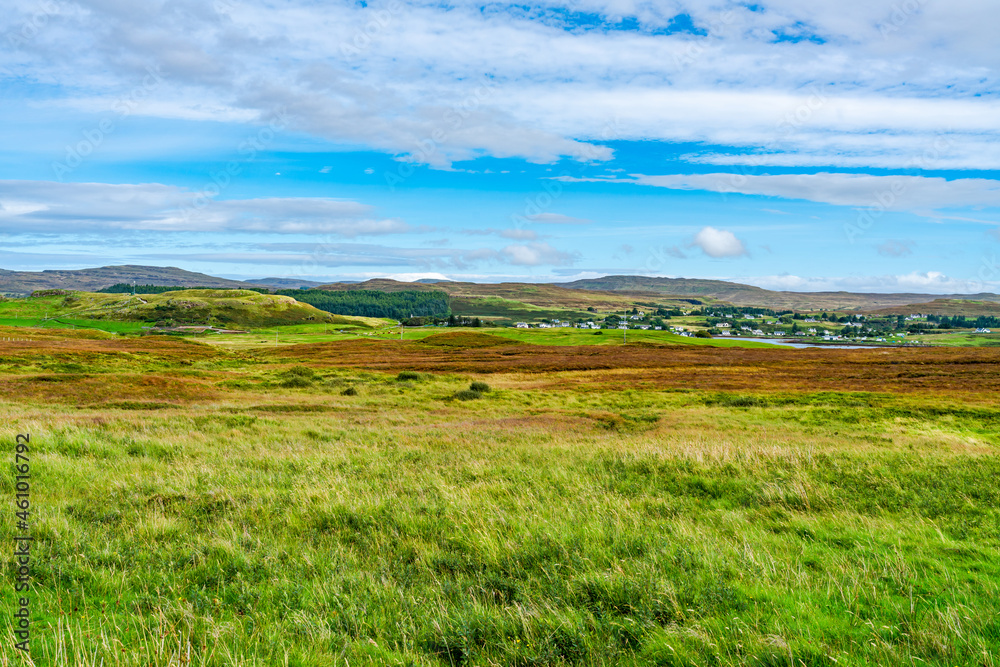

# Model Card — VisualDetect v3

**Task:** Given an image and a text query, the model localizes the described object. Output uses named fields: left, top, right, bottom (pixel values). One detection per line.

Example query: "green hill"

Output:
left=0, top=289, right=377, bottom=329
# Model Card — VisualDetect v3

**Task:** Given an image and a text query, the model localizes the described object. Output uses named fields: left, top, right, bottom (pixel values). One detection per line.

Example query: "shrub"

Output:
left=454, top=389, right=482, bottom=401
left=396, top=371, right=421, bottom=381
left=281, top=376, right=313, bottom=388
left=709, top=394, right=768, bottom=408
left=469, top=381, right=490, bottom=393
left=341, top=386, right=358, bottom=396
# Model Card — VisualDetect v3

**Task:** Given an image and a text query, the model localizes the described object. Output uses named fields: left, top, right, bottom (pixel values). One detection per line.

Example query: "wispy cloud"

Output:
left=9, top=1, right=995, bottom=170
left=738, top=271, right=995, bottom=294
left=500, top=242, right=578, bottom=266
left=463, top=228, right=540, bottom=240
left=629, top=173, right=1000, bottom=216
left=0, top=181, right=408, bottom=236
left=876, top=239, right=915, bottom=257
left=524, top=213, right=592, bottom=225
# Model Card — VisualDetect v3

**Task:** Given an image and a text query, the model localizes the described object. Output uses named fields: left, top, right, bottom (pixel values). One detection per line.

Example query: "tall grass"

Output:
left=0, top=360, right=998, bottom=665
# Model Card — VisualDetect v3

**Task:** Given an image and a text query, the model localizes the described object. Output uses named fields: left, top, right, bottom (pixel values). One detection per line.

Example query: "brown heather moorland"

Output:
left=1, top=331, right=999, bottom=666
left=270, top=336, right=1000, bottom=396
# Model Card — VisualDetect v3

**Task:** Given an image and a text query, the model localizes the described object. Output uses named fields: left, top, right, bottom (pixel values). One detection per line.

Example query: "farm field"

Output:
left=0, top=332, right=998, bottom=665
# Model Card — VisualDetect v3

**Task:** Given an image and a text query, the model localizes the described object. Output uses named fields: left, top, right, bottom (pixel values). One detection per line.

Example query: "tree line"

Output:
left=98, top=284, right=271, bottom=294
left=276, top=289, right=450, bottom=319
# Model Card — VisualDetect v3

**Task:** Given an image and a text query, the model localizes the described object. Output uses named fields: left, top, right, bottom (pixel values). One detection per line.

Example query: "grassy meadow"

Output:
left=0, top=329, right=999, bottom=666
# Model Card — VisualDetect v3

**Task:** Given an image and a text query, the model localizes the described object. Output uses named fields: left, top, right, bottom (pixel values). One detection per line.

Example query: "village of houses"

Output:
left=510, top=309, right=994, bottom=344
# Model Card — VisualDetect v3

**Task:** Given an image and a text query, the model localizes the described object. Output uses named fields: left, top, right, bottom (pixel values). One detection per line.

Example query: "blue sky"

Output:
left=1, top=0, right=999, bottom=292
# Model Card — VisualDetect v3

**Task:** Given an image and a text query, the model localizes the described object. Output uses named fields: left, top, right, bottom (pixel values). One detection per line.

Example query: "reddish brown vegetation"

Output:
left=0, top=336, right=218, bottom=362
left=0, top=373, right=220, bottom=405
left=272, top=339, right=1000, bottom=395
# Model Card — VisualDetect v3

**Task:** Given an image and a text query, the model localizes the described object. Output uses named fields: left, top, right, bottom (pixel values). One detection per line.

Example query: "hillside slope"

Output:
left=314, top=279, right=701, bottom=311
left=562, top=275, right=1000, bottom=311
left=18, top=290, right=375, bottom=329
left=0, top=265, right=259, bottom=294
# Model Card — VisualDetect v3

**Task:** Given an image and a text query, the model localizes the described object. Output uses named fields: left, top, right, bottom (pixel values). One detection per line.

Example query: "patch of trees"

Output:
left=277, top=289, right=450, bottom=319
left=99, top=284, right=270, bottom=294
left=927, top=315, right=1000, bottom=329
left=707, top=306, right=793, bottom=318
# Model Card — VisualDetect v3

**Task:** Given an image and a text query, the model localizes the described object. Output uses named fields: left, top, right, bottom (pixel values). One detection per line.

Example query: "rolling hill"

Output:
left=313, top=279, right=698, bottom=311
left=4, top=289, right=376, bottom=329
left=561, top=275, right=1000, bottom=311
left=868, top=299, right=1000, bottom=316
left=5, top=265, right=1000, bottom=315
left=0, top=265, right=258, bottom=294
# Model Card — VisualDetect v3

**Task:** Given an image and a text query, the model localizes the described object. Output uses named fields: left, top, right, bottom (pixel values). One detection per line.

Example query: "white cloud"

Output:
left=385, top=272, right=451, bottom=282
left=463, top=228, right=540, bottom=241
left=158, top=239, right=579, bottom=270
left=692, top=226, right=748, bottom=258
left=6, top=0, right=997, bottom=169
left=500, top=242, right=578, bottom=266
left=0, top=180, right=406, bottom=236
left=876, top=239, right=915, bottom=257
left=630, top=173, right=1000, bottom=216
left=738, top=270, right=998, bottom=294
left=524, top=213, right=592, bottom=225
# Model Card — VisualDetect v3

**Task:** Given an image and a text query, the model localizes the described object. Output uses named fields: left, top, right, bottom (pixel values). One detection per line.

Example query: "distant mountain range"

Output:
left=0, top=266, right=323, bottom=294
left=3, top=265, right=999, bottom=313
left=560, top=275, right=1000, bottom=311
left=244, top=277, right=328, bottom=290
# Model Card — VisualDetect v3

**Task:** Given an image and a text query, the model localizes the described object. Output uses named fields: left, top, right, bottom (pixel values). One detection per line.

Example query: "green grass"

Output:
left=0, top=290, right=373, bottom=331
left=0, top=317, right=147, bottom=333
left=909, top=331, right=1000, bottom=347
left=0, top=344, right=998, bottom=665
left=198, top=325, right=785, bottom=350
left=450, top=296, right=595, bottom=322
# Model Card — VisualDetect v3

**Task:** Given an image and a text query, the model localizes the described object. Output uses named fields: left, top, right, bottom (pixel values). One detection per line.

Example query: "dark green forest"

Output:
left=98, top=284, right=271, bottom=294
left=276, top=289, right=450, bottom=319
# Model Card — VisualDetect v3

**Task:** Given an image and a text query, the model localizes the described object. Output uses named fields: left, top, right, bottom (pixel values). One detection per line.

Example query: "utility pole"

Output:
left=623, top=310, right=627, bottom=345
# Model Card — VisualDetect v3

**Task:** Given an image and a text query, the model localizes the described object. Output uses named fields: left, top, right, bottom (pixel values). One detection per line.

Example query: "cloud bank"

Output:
left=3, top=0, right=999, bottom=169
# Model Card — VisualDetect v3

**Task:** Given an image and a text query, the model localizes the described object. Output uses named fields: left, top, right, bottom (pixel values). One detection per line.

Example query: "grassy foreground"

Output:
left=0, top=337, right=998, bottom=666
